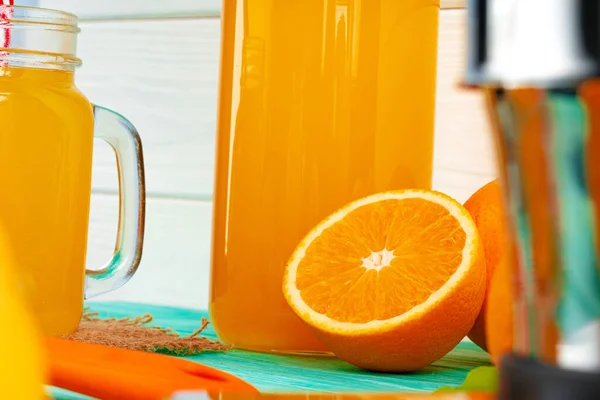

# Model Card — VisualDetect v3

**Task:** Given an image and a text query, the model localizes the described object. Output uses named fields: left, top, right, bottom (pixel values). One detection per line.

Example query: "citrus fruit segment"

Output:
left=283, top=190, right=486, bottom=371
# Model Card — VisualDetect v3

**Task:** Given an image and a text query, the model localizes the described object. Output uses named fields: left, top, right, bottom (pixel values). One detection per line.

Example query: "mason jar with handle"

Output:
left=0, top=5, right=146, bottom=336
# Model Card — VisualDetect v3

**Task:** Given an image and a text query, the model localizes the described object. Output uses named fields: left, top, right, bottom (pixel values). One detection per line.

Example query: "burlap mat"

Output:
left=63, top=308, right=229, bottom=356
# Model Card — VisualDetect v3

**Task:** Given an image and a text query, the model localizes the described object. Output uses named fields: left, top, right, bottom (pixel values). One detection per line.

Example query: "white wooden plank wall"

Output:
left=28, top=1, right=493, bottom=309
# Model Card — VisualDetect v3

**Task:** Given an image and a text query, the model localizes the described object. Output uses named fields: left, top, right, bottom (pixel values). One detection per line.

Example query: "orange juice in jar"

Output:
left=0, top=6, right=145, bottom=337
left=210, top=0, right=440, bottom=353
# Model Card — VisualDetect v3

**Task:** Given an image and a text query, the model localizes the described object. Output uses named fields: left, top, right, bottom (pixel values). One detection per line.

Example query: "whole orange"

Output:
left=485, top=256, right=513, bottom=365
left=463, top=180, right=508, bottom=351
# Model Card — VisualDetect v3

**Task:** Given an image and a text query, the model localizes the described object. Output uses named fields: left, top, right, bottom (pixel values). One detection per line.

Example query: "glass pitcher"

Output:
left=210, top=0, right=440, bottom=353
left=0, top=5, right=146, bottom=336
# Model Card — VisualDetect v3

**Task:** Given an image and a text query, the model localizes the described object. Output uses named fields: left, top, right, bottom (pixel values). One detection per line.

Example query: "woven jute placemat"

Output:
left=62, top=308, right=229, bottom=355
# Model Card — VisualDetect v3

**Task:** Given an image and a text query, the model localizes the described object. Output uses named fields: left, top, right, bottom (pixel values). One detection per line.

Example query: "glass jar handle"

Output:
left=84, top=105, right=146, bottom=299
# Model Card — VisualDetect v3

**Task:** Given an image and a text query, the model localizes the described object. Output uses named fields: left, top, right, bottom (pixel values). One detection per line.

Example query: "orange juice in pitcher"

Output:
left=211, top=0, right=440, bottom=353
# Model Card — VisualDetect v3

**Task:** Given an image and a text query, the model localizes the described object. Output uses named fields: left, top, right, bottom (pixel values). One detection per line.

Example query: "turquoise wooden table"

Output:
left=49, top=302, right=491, bottom=399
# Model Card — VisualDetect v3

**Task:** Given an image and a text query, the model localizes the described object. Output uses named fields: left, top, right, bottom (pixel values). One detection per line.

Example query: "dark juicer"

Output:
left=464, top=0, right=600, bottom=398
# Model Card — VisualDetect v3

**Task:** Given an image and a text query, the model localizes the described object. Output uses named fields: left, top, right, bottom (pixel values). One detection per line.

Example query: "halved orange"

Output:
left=283, top=190, right=486, bottom=372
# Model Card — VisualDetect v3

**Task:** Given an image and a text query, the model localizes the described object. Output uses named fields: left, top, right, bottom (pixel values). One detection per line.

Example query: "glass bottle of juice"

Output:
left=210, top=0, right=440, bottom=353
left=0, top=222, right=47, bottom=398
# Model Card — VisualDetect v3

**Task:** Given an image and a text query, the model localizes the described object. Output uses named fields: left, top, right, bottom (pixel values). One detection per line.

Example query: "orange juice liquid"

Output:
left=211, top=0, right=440, bottom=353
left=0, top=66, right=94, bottom=336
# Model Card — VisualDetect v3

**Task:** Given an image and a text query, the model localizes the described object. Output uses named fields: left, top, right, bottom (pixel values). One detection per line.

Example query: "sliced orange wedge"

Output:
left=283, top=190, right=486, bottom=372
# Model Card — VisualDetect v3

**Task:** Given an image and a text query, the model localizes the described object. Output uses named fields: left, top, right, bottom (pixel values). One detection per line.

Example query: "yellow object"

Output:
left=0, top=66, right=94, bottom=336
left=0, top=222, right=48, bottom=399
left=282, top=189, right=486, bottom=372
left=463, top=180, right=508, bottom=351
left=210, top=0, right=440, bottom=353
